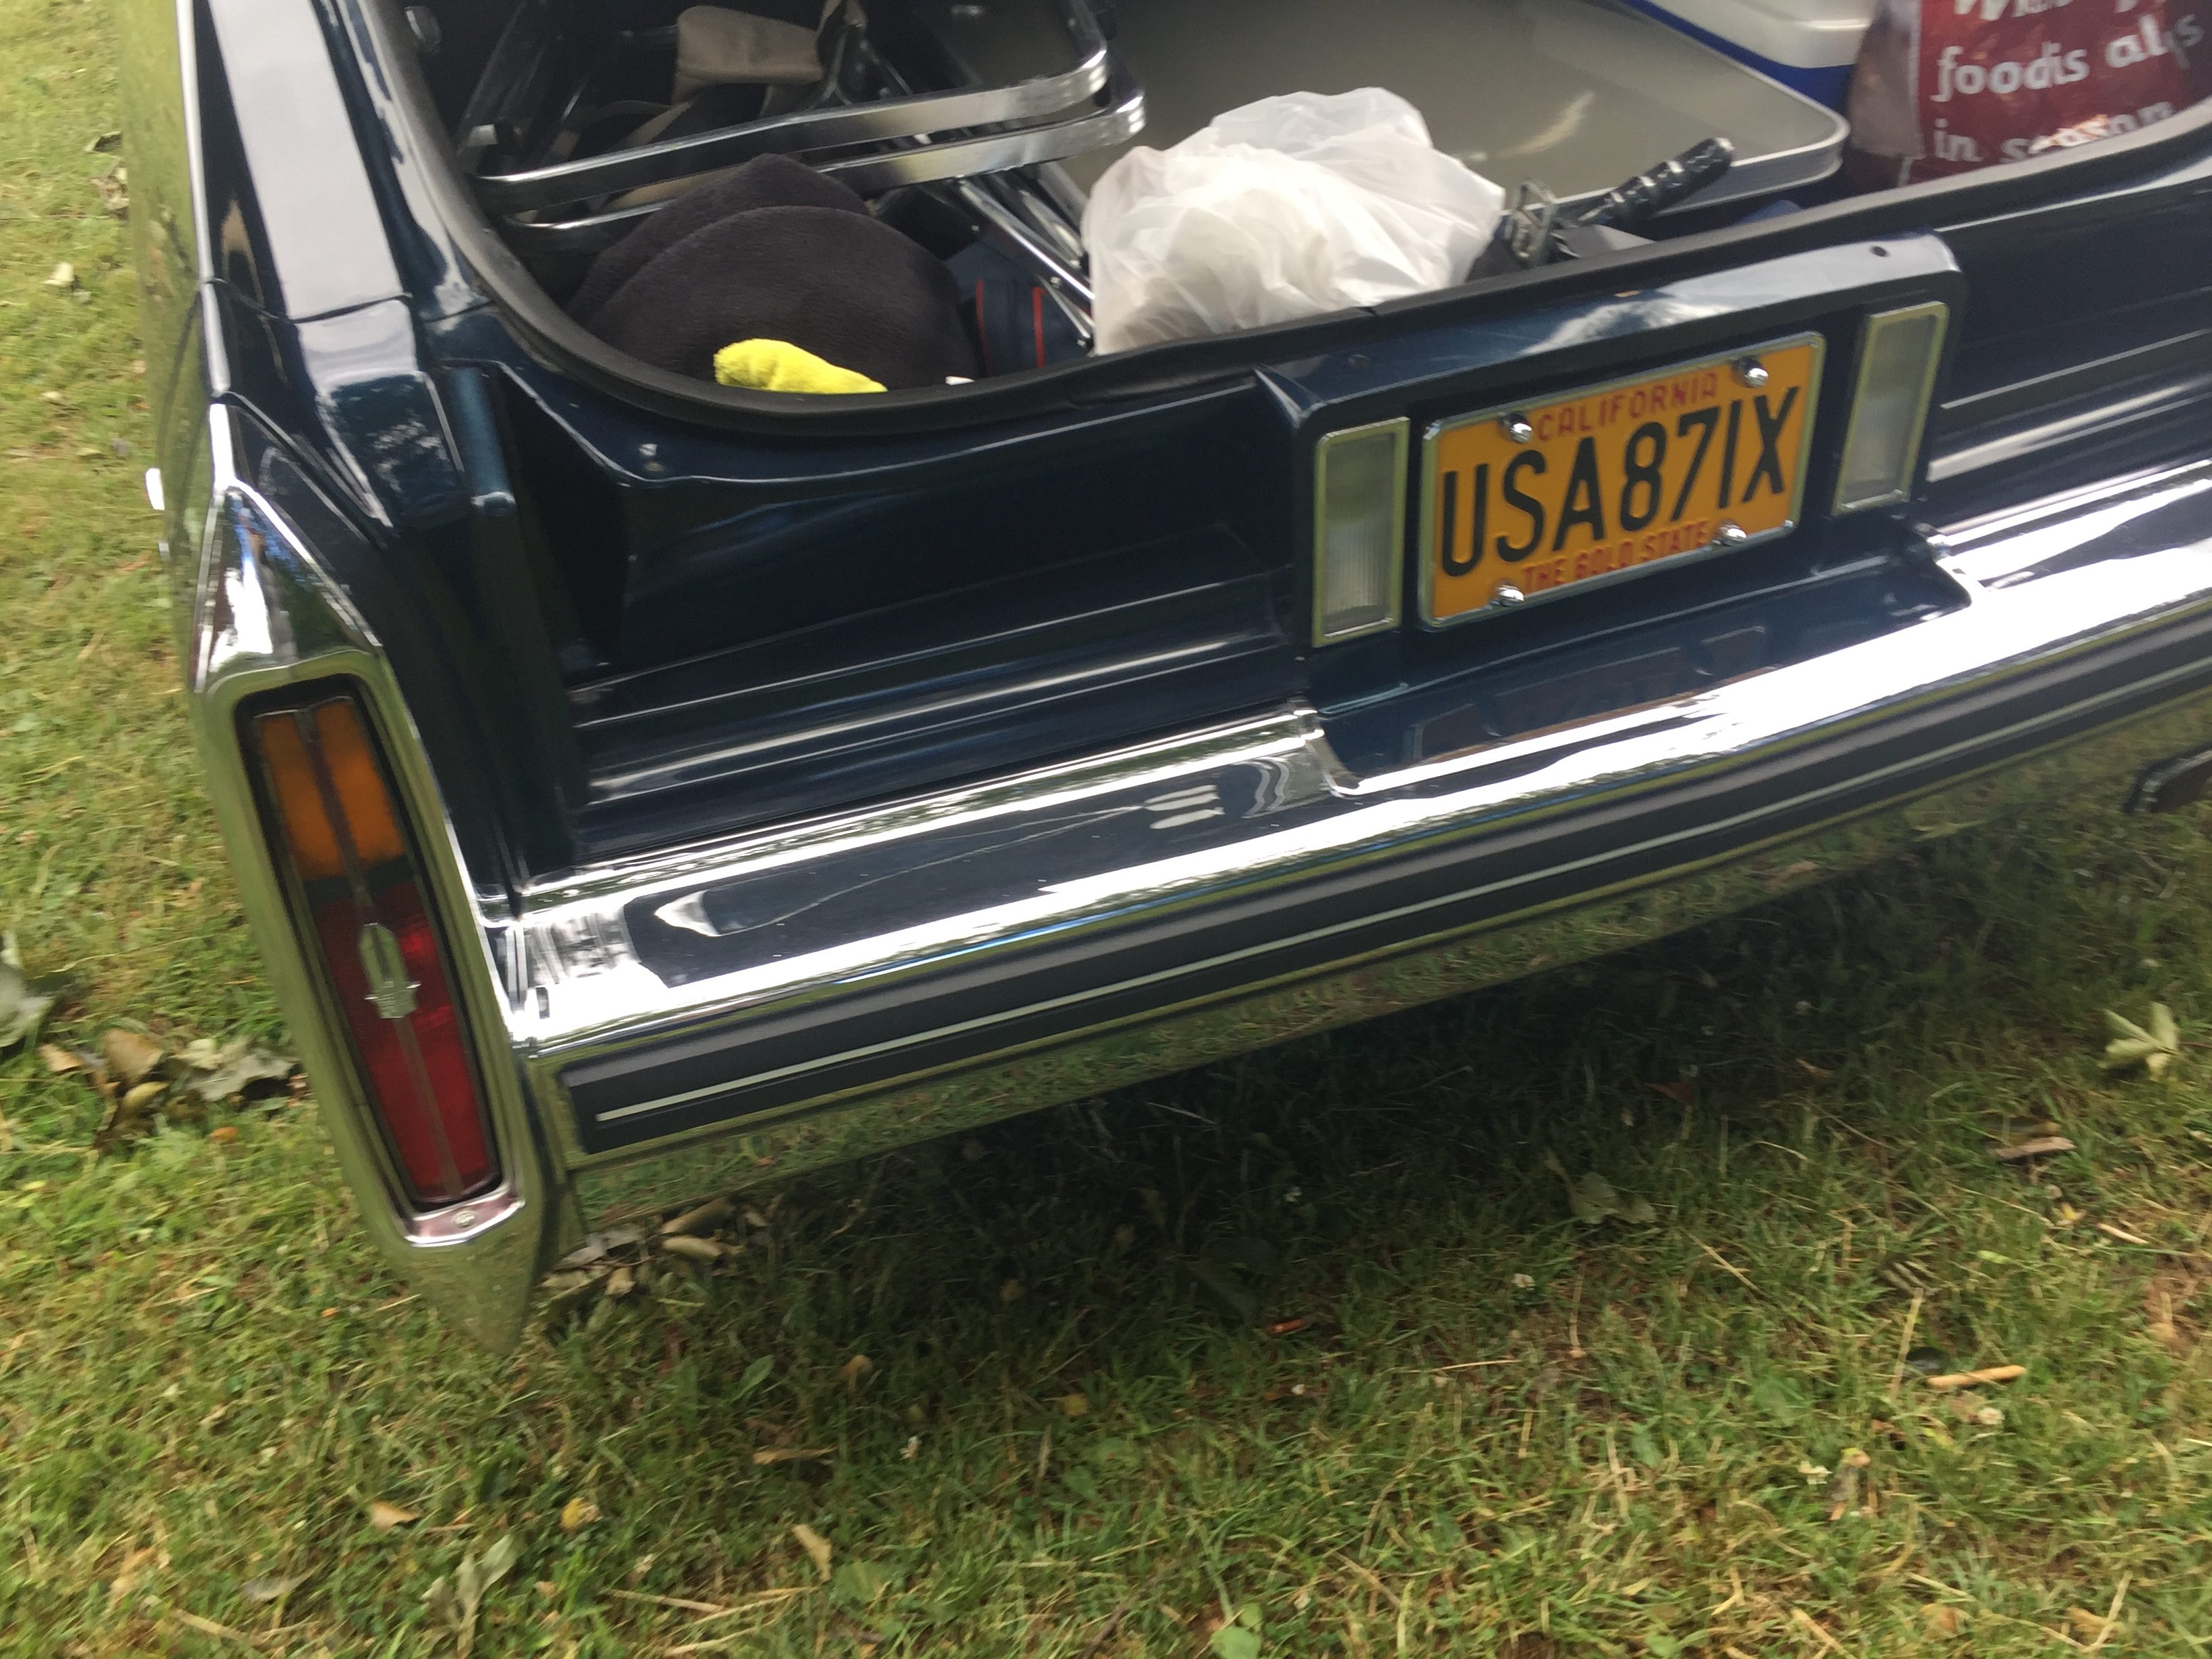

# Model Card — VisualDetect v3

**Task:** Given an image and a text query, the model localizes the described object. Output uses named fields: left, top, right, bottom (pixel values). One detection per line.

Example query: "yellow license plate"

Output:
left=1419, top=335, right=1824, bottom=627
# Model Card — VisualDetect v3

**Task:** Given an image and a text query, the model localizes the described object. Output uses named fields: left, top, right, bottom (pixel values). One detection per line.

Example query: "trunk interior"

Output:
left=418, top=0, right=1856, bottom=369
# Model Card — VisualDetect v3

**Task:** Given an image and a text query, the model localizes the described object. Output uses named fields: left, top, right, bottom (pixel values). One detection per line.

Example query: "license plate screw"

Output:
left=1711, top=520, right=1750, bottom=550
left=1490, top=583, right=1528, bottom=608
left=1732, top=357, right=1769, bottom=389
left=1500, top=413, right=1536, bottom=444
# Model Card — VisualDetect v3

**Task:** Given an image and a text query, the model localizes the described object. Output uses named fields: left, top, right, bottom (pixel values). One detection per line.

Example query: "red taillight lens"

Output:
left=249, top=695, right=497, bottom=1208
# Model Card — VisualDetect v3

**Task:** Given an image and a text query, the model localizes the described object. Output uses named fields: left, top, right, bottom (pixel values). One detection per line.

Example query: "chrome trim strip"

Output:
left=516, top=459, right=2212, bottom=1176
left=501, top=67, right=1145, bottom=253
left=569, top=682, right=2212, bottom=1227
left=1415, top=332, right=1826, bottom=631
left=472, top=0, right=1113, bottom=213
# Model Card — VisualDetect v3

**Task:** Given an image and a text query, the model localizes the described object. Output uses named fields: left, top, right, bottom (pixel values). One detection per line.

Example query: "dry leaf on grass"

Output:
left=64, top=1026, right=298, bottom=1152
left=1824, top=1447, right=1872, bottom=1520
left=554, top=1225, right=644, bottom=1271
left=43, top=262, right=76, bottom=291
left=660, top=1235, right=726, bottom=1263
left=661, top=1196, right=733, bottom=1237
left=792, top=1523, right=833, bottom=1580
left=91, top=165, right=128, bottom=218
left=558, top=1497, right=599, bottom=1533
left=1992, top=1136, right=2074, bottom=1164
left=752, top=1446, right=832, bottom=1467
left=240, top=1572, right=307, bottom=1604
left=424, top=1532, right=518, bottom=1659
left=1542, top=1151, right=1657, bottom=1225
left=0, top=935, right=58, bottom=1050
left=1057, top=1393, right=1090, bottom=1418
left=106, top=1543, right=157, bottom=1603
left=368, top=1500, right=421, bottom=1530
left=101, top=1027, right=165, bottom=1085
left=2102, top=1004, right=2179, bottom=1076
left=177, top=1036, right=297, bottom=1103
left=838, top=1354, right=873, bottom=1385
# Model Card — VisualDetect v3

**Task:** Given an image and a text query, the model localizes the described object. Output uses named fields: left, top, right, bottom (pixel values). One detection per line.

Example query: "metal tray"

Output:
left=479, top=0, right=1145, bottom=253
left=1046, top=0, right=1849, bottom=211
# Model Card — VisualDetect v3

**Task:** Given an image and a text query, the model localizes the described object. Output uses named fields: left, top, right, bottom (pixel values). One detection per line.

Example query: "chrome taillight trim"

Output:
left=182, top=404, right=550, bottom=1347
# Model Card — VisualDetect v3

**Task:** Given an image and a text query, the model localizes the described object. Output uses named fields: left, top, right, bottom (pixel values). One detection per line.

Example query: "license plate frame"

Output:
left=1416, top=332, right=1826, bottom=630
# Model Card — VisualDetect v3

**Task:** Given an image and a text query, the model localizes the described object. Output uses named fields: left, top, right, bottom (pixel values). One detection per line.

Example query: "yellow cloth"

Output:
left=713, top=338, right=884, bottom=394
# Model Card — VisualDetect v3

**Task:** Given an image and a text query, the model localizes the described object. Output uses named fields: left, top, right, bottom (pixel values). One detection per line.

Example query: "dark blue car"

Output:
left=121, top=0, right=2212, bottom=1345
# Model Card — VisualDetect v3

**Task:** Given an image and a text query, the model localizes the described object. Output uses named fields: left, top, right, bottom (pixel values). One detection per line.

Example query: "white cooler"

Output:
left=1621, top=0, right=1875, bottom=108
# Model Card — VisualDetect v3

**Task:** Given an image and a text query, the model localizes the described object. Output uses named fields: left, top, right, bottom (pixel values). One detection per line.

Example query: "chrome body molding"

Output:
left=571, top=685, right=2212, bottom=1227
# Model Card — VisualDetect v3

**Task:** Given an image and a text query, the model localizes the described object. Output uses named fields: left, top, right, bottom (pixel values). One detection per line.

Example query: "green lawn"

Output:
left=3, top=3, right=2211, bottom=1655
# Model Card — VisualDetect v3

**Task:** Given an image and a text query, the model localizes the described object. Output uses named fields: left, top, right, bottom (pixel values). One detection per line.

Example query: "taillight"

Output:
left=247, top=693, right=497, bottom=1208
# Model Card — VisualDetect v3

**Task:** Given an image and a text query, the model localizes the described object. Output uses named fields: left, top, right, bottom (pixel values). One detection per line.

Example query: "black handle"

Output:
left=1569, top=136, right=1736, bottom=233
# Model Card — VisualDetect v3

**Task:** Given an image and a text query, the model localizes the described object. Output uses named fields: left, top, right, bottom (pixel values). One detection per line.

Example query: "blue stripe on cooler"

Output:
left=1620, top=0, right=1870, bottom=110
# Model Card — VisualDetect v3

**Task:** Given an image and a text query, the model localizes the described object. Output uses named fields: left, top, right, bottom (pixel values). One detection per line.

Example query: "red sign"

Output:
left=1847, top=0, right=2211, bottom=185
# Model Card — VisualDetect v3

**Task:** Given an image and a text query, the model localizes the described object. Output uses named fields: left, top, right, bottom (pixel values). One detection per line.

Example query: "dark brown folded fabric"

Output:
left=587, top=203, right=979, bottom=390
left=568, top=153, right=867, bottom=327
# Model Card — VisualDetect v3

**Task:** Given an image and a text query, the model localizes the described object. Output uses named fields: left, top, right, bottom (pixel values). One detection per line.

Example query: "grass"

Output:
left=3, top=1, right=2211, bottom=1654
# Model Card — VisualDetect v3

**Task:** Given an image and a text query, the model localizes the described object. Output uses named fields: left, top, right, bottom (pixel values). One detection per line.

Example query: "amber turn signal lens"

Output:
left=249, top=694, right=496, bottom=1209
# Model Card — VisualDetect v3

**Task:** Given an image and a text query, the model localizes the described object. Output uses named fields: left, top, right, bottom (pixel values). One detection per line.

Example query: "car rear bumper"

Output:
left=192, top=437, right=2212, bottom=1345
left=533, top=458, right=2212, bottom=1214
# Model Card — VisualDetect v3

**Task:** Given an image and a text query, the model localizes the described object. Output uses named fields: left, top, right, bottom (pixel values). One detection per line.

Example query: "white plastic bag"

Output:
left=1082, top=89, right=1506, bottom=354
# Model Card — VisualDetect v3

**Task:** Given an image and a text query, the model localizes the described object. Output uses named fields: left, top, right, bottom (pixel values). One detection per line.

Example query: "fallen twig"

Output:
left=1925, top=1364, right=2025, bottom=1391
left=1697, top=1242, right=1755, bottom=1289
left=1076, top=1598, right=1135, bottom=1659
left=1887, top=1292, right=1925, bottom=1398
left=1993, top=1136, right=2075, bottom=1163
left=168, top=1609, right=258, bottom=1646
left=611, top=1589, right=739, bottom=1617
left=2083, top=1574, right=2131, bottom=1655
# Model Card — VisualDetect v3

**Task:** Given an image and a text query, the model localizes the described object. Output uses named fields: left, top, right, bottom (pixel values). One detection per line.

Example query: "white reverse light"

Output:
left=1312, top=417, right=1410, bottom=644
left=1834, top=302, right=1949, bottom=514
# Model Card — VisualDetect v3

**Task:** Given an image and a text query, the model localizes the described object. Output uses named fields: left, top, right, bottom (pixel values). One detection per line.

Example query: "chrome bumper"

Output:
left=193, top=443, right=2212, bottom=1347
left=531, top=461, right=2212, bottom=1217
